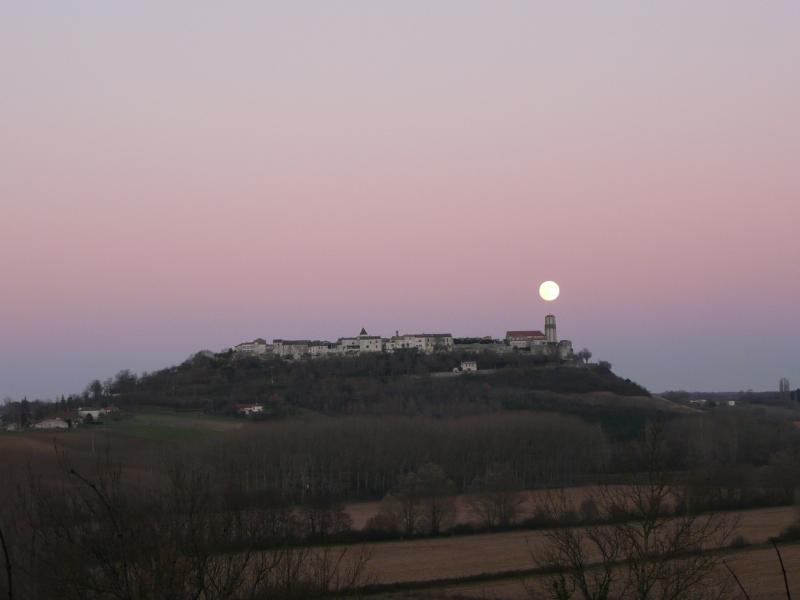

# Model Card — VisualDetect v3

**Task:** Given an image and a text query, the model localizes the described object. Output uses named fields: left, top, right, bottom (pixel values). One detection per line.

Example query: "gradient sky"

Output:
left=2, top=2, right=799, bottom=399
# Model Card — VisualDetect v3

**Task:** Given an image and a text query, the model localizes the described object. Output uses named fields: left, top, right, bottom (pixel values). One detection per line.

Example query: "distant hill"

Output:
left=94, top=350, right=652, bottom=421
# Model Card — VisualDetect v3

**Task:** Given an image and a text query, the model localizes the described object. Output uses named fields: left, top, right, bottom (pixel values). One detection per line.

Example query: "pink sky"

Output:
left=1, top=2, right=799, bottom=398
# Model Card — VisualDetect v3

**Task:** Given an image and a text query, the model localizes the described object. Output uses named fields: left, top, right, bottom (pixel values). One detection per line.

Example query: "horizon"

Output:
left=2, top=2, right=799, bottom=399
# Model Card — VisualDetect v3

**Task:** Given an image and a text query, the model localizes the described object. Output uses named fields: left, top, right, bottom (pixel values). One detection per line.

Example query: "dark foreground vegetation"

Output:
left=0, top=451, right=372, bottom=600
left=2, top=420, right=799, bottom=600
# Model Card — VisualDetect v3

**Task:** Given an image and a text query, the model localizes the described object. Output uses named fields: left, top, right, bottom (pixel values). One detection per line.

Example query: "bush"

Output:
left=728, top=535, right=750, bottom=549
left=776, top=520, right=800, bottom=542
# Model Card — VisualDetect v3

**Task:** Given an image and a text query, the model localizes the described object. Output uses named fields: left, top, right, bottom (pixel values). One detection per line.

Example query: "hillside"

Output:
left=89, top=350, right=653, bottom=421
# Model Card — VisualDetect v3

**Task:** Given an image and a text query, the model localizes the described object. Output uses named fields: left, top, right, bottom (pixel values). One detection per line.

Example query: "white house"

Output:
left=233, top=338, right=270, bottom=356
left=460, top=360, right=478, bottom=372
left=34, top=418, right=70, bottom=430
left=79, top=408, right=107, bottom=421
left=237, top=404, right=264, bottom=416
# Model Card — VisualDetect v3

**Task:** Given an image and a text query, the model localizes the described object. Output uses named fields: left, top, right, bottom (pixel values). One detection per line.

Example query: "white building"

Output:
left=505, top=330, right=547, bottom=350
left=308, top=342, right=335, bottom=357
left=237, top=404, right=264, bottom=416
left=34, top=418, right=70, bottom=430
left=460, top=360, right=478, bottom=372
left=357, top=328, right=383, bottom=353
left=273, top=340, right=310, bottom=359
left=386, top=333, right=453, bottom=354
left=336, top=338, right=359, bottom=355
left=233, top=338, right=271, bottom=356
left=259, top=319, right=585, bottom=363
left=79, top=408, right=108, bottom=420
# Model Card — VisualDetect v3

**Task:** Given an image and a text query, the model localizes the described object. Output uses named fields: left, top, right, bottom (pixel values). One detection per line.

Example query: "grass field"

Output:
left=100, top=407, right=244, bottom=440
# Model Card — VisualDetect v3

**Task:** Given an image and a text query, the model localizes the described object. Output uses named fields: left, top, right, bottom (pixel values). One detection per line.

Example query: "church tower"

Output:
left=545, top=314, right=557, bottom=343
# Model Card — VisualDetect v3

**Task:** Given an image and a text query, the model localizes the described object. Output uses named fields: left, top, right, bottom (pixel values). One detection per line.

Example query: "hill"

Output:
left=44, top=349, right=667, bottom=438
left=95, top=350, right=649, bottom=417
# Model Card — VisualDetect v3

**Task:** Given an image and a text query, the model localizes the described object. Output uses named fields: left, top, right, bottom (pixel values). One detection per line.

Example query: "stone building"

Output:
left=273, top=340, right=310, bottom=359
left=232, top=338, right=271, bottom=356
left=385, top=333, right=454, bottom=353
left=506, top=315, right=573, bottom=360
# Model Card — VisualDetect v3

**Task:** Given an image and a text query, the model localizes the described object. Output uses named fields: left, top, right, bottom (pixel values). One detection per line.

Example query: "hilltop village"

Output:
left=2, top=315, right=595, bottom=431
left=231, top=314, right=575, bottom=361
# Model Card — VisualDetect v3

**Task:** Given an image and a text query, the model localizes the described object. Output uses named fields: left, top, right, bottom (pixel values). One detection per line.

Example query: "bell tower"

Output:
left=545, top=314, right=557, bottom=343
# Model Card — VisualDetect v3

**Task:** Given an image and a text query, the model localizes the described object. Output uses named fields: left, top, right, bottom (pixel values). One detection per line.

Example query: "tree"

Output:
left=2, top=447, right=372, bottom=599
left=392, top=472, right=424, bottom=535
left=530, top=421, right=736, bottom=600
left=373, top=463, right=457, bottom=536
left=576, top=349, right=593, bottom=365
left=86, top=380, right=104, bottom=403
left=300, top=495, right=353, bottom=540
left=467, top=463, right=526, bottom=528
left=416, top=463, right=457, bottom=534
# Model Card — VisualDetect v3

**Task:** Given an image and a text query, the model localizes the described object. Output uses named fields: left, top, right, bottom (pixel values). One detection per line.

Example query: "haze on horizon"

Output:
left=1, top=2, right=798, bottom=400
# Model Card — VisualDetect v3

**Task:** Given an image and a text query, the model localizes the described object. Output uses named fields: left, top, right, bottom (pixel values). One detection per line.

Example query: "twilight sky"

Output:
left=1, top=2, right=799, bottom=399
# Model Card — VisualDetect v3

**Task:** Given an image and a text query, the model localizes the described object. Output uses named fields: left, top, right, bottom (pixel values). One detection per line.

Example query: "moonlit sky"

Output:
left=2, top=2, right=799, bottom=399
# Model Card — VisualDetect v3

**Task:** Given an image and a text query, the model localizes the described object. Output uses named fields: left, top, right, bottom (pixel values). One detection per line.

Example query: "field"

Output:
left=380, top=543, right=800, bottom=600
left=100, top=407, right=245, bottom=439
left=344, top=485, right=633, bottom=530
left=3, top=409, right=800, bottom=599
left=337, top=505, right=799, bottom=588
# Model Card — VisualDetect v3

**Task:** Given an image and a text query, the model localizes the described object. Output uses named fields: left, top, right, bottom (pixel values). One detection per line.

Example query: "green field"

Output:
left=99, top=407, right=244, bottom=440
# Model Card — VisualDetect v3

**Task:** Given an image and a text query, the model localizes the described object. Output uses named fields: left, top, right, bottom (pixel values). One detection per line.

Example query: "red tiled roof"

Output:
left=506, top=330, right=546, bottom=338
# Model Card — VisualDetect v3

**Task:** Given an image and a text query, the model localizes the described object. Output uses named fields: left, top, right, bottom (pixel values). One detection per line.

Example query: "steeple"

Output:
left=359, top=327, right=368, bottom=336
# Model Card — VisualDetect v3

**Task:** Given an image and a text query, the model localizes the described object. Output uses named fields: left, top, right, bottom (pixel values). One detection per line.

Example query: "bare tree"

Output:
left=467, top=463, right=526, bottom=529
left=529, top=422, right=736, bottom=600
left=3, top=446, right=371, bottom=600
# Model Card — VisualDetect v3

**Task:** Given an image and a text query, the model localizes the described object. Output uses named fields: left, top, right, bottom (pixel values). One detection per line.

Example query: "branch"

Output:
left=0, top=521, right=13, bottom=600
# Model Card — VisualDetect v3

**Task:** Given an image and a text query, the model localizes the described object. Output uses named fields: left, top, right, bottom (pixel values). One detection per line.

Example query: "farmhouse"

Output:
left=33, top=418, right=70, bottom=430
left=79, top=408, right=108, bottom=421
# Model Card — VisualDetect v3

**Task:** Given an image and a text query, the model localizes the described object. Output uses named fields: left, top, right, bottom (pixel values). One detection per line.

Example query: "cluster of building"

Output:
left=3, top=407, right=115, bottom=432
left=231, top=314, right=574, bottom=361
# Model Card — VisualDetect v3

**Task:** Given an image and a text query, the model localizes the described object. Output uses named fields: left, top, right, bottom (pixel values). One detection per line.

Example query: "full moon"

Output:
left=539, top=280, right=560, bottom=301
